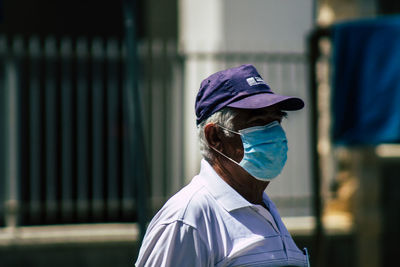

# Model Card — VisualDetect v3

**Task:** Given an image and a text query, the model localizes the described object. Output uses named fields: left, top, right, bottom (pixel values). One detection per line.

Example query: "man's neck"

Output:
left=211, top=158, right=269, bottom=206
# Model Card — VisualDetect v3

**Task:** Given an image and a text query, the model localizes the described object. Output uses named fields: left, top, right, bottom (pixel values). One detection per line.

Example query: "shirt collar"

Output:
left=197, top=159, right=254, bottom=212
left=197, top=160, right=289, bottom=234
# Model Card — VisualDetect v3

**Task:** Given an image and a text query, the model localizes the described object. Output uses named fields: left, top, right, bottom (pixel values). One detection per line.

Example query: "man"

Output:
left=135, top=64, right=310, bottom=266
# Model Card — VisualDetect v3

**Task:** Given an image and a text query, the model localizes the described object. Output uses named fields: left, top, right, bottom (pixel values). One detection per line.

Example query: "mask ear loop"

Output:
left=203, top=124, right=242, bottom=165
left=215, top=124, right=241, bottom=136
left=209, top=144, right=241, bottom=166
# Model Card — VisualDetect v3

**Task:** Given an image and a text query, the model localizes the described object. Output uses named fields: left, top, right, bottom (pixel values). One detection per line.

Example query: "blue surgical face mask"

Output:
left=210, top=121, right=288, bottom=181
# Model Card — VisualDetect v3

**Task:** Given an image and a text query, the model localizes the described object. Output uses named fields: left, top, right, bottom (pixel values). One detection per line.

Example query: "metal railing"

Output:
left=0, top=35, right=184, bottom=227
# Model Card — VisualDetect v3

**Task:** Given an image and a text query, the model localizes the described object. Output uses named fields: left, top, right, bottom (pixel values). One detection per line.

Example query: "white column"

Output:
left=179, top=0, right=225, bottom=181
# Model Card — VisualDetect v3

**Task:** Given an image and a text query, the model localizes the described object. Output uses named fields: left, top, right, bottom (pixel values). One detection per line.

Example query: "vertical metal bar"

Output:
left=150, top=40, right=165, bottom=208
left=106, top=38, right=119, bottom=220
left=308, top=27, right=331, bottom=267
left=91, top=37, right=105, bottom=220
left=136, top=40, right=149, bottom=148
left=0, top=35, right=6, bottom=226
left=76, top=37, right=89, bottom=220
left=118, top=44, right=135, bottom=220
left=168, top=42, right=184, bottom=194
left=5, top=36, right=23, bottom=228
left=17, top=36, right=30, bottom=227
left=138, top=39, right=152, bottom=211
left=91, top=38, right=107, bottom=220
left=121, top=43, right=131, bottom=220
left=28, top=36, right=43, bottom=224
left=165, top=42, right=173, bottom=193
left=160, top=41, right=169, bottom=198
left=139, top=39, right=152, bottom=174
left=44, top=36, right=58, bottom=222
left=309, top=29, right=321, bottom=267
left=60, top=37, right=74, bottom=221
left=124, top=0, right=148, bottom=240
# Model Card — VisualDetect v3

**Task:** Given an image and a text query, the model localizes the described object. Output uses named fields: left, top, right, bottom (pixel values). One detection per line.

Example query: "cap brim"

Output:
left=227, top=92, right=304, bottom=111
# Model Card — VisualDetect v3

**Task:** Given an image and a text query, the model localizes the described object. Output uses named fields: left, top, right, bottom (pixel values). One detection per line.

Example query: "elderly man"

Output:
left=135, top=64, right=310, bottom=266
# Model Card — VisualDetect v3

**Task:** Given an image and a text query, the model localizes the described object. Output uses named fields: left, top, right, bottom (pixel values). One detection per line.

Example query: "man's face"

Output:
left=220, top=105, right=286, bottom=163
left=231, top=105, right=286, bottom=131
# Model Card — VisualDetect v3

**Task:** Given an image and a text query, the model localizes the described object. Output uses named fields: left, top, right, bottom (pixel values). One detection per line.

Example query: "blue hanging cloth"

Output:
left=332, top=16, right=400, bottom=145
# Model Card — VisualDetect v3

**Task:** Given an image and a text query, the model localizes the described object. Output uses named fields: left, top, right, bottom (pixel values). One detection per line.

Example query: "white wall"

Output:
left=223, top=0, right=313, bottom=53
left=180, top=0, right=313, bottom=53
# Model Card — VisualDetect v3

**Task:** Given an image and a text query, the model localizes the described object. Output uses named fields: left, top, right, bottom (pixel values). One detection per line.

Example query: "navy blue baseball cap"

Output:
left=195, top=64, right=304, bottom=125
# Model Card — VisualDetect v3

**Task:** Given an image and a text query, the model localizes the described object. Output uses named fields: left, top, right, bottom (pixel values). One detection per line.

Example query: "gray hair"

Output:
left=197, top=107, right=239, bottom=163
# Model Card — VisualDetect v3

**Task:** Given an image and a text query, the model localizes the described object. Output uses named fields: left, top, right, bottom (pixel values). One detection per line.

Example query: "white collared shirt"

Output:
left=135, top=160, right=309, bottom=267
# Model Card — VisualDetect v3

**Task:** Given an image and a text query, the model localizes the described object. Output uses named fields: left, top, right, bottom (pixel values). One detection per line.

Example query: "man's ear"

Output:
left=204, top=123, right=222, bottom=150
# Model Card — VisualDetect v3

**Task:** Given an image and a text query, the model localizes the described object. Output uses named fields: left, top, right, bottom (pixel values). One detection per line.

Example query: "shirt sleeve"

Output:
left=135, top=220, right=212, bottom=267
